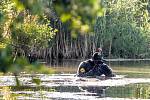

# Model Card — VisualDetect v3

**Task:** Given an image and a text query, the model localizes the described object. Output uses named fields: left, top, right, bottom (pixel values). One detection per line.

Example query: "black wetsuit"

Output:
left=77, top=59, right=115, bottom=77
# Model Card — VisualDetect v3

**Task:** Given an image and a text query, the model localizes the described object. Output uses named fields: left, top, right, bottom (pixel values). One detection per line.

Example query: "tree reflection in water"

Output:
left=78, top=86, right=109, bottom=98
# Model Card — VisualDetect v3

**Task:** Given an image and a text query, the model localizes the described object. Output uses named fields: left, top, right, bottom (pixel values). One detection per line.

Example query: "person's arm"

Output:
left=78, top=67, right=96, bottom=77
left=77, top=62, right=95, bottom=77
left=101, top=56, right=107, bottom=62
left=98, top=64, right=116, bottom=77
left=77, top=62, right=86, bottom=77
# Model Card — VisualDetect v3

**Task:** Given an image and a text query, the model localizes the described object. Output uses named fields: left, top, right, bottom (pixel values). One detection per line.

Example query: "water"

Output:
left=0, top=60, right=150, bottom=100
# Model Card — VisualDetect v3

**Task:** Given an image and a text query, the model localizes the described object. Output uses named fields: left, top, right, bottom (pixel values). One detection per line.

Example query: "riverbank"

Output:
left=60, top=58, right=150, bottom=62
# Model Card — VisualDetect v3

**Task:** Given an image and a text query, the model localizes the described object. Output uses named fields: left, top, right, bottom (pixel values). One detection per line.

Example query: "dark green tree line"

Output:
left=94, top=0, right=150, bottom=58
left=48, top=0, right=150, bottom=59
left=1, top=0, right=150, bottom=67
left=42, top=0, right=104, bottom=61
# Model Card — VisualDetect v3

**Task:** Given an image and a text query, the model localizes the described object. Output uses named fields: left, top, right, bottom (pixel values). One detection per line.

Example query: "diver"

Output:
left=77, top=48, right=115, bottom=78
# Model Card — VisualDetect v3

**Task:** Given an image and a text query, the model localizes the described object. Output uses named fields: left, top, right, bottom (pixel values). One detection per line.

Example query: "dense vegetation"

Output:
left=1, top=0, right=150, bottom=70
left=0, top=0, right=55, bottom=74
left=51, top=0, right=150, bottom=59
left=0, top=1, right=150, bottom=99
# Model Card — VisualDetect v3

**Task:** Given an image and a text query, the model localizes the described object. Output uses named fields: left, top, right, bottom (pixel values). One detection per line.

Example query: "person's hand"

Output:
left=94, top=64, right=99, bottom=67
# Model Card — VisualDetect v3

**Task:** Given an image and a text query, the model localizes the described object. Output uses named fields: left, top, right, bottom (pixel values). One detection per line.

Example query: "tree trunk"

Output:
left=108, top=38, right=112, bottom=66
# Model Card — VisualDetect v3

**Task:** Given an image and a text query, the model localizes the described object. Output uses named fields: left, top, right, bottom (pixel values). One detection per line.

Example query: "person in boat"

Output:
left=77, top=48, right=115, bottom=77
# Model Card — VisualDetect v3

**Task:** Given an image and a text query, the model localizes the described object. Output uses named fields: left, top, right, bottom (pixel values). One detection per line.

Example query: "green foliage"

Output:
left=134, top=84, right=150, bottom=99
left=0, top=45, right=26, bottom=73
left=12, top=0, right=44, bottom=14
left=24, top=63, right=54, bottom=74
left=0, top=13, right=4, bottom=23
left=12, top=0, right=24, bottom=11
left=49, top=0, right=150, bottom=59
left=0, top=0, right=56, bottom=58
left=0, top=45, right=54, bottom=87
left=106, top=84, right=150, bottom=99
left=32, top=77, right=41, bottom=85
left=0, top=45, right=54, bottom=74
left=0, top=0, right=55, bottom=87
left=94, top=0, right=150, bottom=58
left=11, top=14, right=56, bottom=50
left=53, top=0, right=104, bottom=35
left=0, top=46, right=13, bottom=73
left=60, top=13, right=71, bottom=23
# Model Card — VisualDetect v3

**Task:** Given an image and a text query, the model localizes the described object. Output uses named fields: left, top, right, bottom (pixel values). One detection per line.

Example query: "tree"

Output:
left=0, top=0, right=55, bottom=85
left=94, top=0, right=150, bottom=58
left=43, top=0, right=105, bottom=60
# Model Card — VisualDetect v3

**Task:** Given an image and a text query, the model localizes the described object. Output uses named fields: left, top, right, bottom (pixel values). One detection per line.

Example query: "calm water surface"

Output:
left=0, top=60, right=150, bottom=100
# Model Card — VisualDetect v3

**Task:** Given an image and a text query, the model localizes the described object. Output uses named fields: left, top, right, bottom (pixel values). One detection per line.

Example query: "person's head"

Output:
left=92, top=52, right=102, bottom=64
left=96, top=48, right=102, bottom=52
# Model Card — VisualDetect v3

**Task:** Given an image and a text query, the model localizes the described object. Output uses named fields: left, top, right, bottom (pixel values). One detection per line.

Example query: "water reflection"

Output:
left=0, top=60, right=150, bottom=99
left=50, top=60, right=150, bottom=78
left=0, top=73, right=150, bottom=99
left=48, top=59, right=150, bottom=68
left=106, top=84, right=150, bottom=99
left=78, top=86, right=109, bottom=98
left=109, top=60, right=150, bottom=68
left=52, top=85, right=109, bottom=98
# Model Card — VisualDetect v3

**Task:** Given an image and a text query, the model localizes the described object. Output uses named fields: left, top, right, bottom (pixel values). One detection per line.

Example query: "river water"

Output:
left=0, top=60, right=150, bottom=100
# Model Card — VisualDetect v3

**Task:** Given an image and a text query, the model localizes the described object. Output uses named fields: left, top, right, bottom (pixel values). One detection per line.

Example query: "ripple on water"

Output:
left=0, top=74, right=150, bottom=100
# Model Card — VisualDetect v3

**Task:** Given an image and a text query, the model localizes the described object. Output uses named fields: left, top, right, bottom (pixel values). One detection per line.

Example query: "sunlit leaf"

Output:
left=72, top=18, right=81, bottom=29
left=71, top=31, right=77, bottom=38
left=97, top=8, right=105, bottom=17
left=32, top=77, right=41, bottom=85
left=12, top=0, right=25, bottom=11
left=2, top=87, right=12, bottom=100
left=80, top=24, right=90, bottom=33
left=60, top=13, right=71, bottom=22
left=0, top=43, right=6, bottom=49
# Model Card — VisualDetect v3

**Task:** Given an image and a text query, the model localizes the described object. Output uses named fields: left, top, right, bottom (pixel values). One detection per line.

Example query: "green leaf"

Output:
left=32, top=78, right=41, bottom=85
left=12, top=0, right=25, bottom=11
left=97, top=8, right=105, bottom=17
left=0, top=13, right=4, bottom=22
left=60, top=13, right=71, bottom=22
